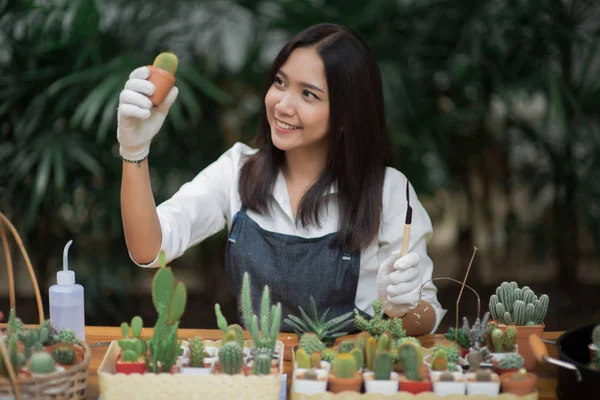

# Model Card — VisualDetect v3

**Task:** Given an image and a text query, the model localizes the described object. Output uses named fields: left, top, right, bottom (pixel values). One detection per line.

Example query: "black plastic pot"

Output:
left=556, top=324, right=599, bottom=399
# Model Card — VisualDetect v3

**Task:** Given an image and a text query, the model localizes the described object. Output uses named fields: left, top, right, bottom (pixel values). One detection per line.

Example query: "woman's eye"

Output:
left=303, top=90, right=318, bottom=100
left=274, top=77, right=285, bottom=86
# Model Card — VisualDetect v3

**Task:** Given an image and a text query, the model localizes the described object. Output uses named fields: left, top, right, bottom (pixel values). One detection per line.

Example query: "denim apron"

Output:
left=225, top=206, right=363, bottom=332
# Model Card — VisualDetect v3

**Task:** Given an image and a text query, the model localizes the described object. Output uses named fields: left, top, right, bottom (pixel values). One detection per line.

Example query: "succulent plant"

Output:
left=299, top=333, right=325, bottom=355
left=29, top=352, right=56, bottom=374
left=152, top=52, right=178, bottom=75
left=219, top=341, right=244, bottom=375
left=475, top=368, right=492, bottom=381
left=295, top=348, right=311, bottom=369
left=499, top=353, right=524, bottom=369
left=55, top=328, right=77, bottom=344
left=240, top=272, right=281, bottom=359
left=374, top=350, right=394, bottom=380
left=252, top=353, right=271, bottom=375
left=350, top=347, right=363, bottom=370
left=188, top=336, right=204, bottom=368
left=147, top=252, right=187, bottom=373
left=354, top=300, right=406, bottom=341
left=489, top=281, right=549, bottom=326
left=338, top=339, right=355, bottom=354
left=214, top=303, right=245, bottom=349
left=52, top=344, right=76, bottom=365
left=440, top=371, right=455, bottom=381
left=365, top=336, right=378, bottom=371
left=444, top=327, right=471, bottom=349
left=118, top=316, right=146, bottom=363
left=462, top=312, right=490, bottom=352
left=284, top=296, right=354, bottom=346
left=397, top=342, right=423, bottom=381
left=321, top=348, right=337, bottom=363
left=431, top=348, right=448, bottom=371
left=488, top=323, right=517, bottom=352
left=332, top=353, right=357, bottom=378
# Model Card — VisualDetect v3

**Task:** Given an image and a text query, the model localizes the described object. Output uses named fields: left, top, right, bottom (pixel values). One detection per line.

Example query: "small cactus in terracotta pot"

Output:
left=147, top=52, right=178, bottom=106
left=328, top=353, right=362, bottom=393
left=500, top=368, right=537, bottom=395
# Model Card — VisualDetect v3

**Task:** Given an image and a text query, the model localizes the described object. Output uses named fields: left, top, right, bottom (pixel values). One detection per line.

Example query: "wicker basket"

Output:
left=0, top=211, right=92, bottom=399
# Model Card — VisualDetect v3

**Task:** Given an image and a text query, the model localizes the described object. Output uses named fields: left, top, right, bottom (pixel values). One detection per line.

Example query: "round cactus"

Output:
left=332, top=353, right=357, bottom=378
left=338, top=339, right=355, bottom=353
left=499, top=353, right=524, bottom=369
left=219, top=341, right=243, bottom=375
left=52, top=345, right=76, bottom=365
left=29, top=352, right=56, bottom=374
left=299, top=333, right=325, bottom=355
left=252, top=353, right=271, bottom=375
left=55, top=329, right=77, bottom=344
left=189, top=337, right=204, bottom=368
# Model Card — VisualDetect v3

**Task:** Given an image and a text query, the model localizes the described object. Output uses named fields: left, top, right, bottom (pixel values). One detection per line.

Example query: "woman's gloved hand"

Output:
left=117, top=66, right=178, bottom=162
left=376, top=251, right=422, bottom=317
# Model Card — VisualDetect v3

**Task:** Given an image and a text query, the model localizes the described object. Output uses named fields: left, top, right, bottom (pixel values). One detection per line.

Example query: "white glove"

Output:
left=117, top=66, right=179, bottom=161
left=376, top=251, right=422, bottom=317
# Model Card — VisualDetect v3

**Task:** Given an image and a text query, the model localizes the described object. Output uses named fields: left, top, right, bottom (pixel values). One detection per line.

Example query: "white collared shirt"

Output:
left=134, top=142, right=447, bottom=333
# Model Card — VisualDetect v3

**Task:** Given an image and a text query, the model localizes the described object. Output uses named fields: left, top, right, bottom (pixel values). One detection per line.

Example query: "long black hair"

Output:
left=239, top=23, right=393, bottom=252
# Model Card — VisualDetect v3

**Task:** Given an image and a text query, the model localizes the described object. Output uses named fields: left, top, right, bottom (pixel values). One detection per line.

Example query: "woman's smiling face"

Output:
left=265, top=47, right=330, bottom=154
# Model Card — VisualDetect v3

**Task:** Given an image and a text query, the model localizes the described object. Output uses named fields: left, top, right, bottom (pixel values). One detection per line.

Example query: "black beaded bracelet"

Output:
left=122, top=155, right=148, bottom=164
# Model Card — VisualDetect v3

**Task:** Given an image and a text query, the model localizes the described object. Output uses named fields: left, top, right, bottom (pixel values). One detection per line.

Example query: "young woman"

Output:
left=117, top=23, right=446, bottom=335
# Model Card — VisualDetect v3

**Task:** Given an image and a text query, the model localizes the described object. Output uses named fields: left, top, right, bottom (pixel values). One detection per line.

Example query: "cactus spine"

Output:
left=189, top=336, right=204, bottom=367
left=332, top=353, right=357, bottom=378
left=219, top=341, right=243, bottom=375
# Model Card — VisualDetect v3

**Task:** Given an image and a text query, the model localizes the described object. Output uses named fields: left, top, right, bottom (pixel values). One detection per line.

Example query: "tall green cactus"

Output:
left=240, top=272, right=281, bottom=358
left=147, top=251, right=187, bottom=373
left=189, top=337, right=204, bottom=368
left=489, top=282, right=548, bottom=326
left=295, top=348, right=311, bottom=369
left=374, top=351, right=394, bottom=380
left=397, top=342, right=423, bottom=381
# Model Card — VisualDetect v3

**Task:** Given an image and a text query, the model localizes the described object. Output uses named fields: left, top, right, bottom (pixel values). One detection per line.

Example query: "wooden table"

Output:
left=83, top=327, right=561, bottom=399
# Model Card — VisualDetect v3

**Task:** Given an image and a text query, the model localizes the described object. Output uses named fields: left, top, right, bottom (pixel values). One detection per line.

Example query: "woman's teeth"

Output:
left=276, top=119, right=301, bottom=130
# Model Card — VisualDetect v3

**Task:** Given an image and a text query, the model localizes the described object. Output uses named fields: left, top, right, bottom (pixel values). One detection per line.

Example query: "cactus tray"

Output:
left=290, top=345, right=538, bottom=400
left=98, top=339, right=285, bottom=400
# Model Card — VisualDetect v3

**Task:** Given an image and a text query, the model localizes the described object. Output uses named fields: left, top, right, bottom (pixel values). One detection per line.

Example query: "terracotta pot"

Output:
left=147, top=66, right=176, bottom=106
left=400, top=378, right=432, bottom=394
left=327, top=372, right=362, bottom=393
left=115, top=353, right=146, bottom=375
left=500, top=371, right=537, bottom=395
left=497, top=322, right=544, bottom=370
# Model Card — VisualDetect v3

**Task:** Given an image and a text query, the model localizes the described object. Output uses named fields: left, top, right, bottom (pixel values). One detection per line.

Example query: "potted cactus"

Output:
left=284, top=295, right=354, bottom=347
left=115, top=316, right=146, bottom=375
left=489, top=281, right=548, bottom=369
left=488, top=322, right=518, bottom=362
left=465, top=368, right=500, bottom=396
left=494, top=353, right=525, bottom=375
left=179, top=336, right=213, bottom=375
left=433, top=371, right=466, bottom=395
left=363, top=334, right=399, bottom=394
left=147, top=52, right=178, bottom=106
left=500, top=368, right=537, bottom=395
left=397, top=341, right=432, bottom=394
left=328, top=352, right=362, bottom=393
left=217, top=340, right=244, bottom=375
left=425, top=347, right=464, bottom=380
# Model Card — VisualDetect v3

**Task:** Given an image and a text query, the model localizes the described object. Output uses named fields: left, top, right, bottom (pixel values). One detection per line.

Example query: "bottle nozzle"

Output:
left=58, top=240, right=75, bottom=285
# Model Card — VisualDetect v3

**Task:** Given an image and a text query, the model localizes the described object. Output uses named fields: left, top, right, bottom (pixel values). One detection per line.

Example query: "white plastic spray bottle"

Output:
left=49, top=240, right=85, bottom=340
